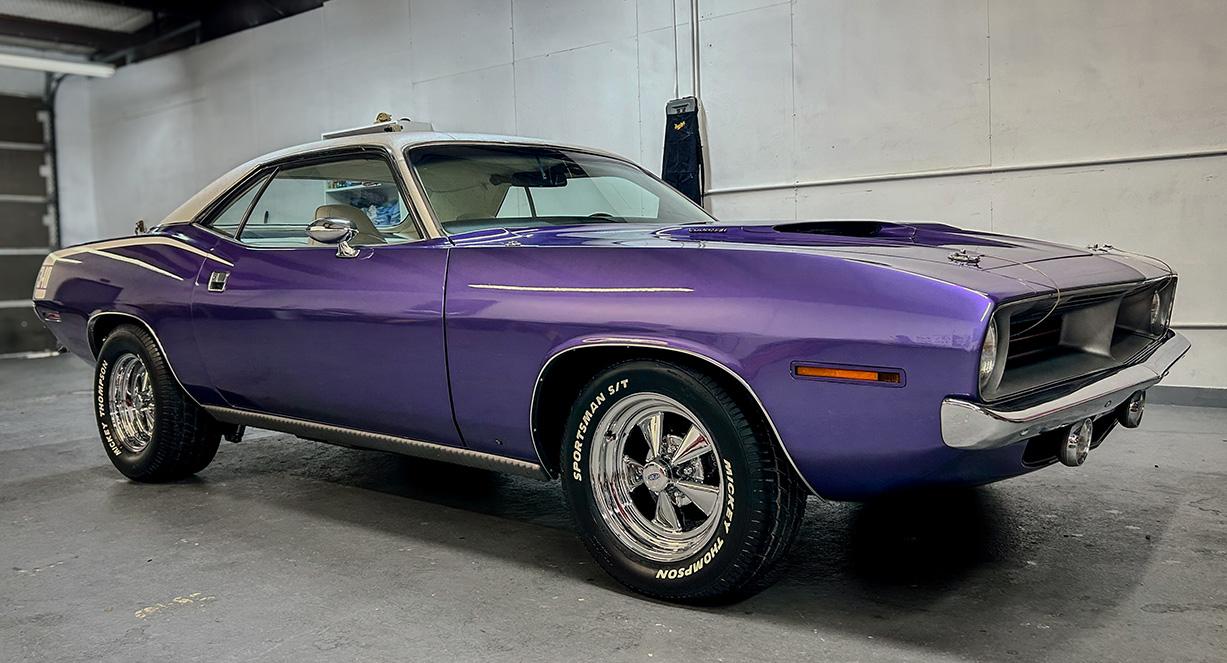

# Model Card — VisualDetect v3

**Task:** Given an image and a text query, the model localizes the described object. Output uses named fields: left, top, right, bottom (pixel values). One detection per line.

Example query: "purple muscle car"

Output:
left=31, top=123, right=1189, bottom=602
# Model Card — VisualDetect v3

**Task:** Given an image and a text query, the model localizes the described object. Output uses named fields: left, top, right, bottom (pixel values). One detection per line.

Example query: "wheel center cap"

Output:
left=642, top=461, right=670, bottom=492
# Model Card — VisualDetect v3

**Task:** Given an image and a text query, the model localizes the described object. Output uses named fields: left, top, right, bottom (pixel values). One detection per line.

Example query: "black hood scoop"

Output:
left=773, top=221, right=920, bottom=239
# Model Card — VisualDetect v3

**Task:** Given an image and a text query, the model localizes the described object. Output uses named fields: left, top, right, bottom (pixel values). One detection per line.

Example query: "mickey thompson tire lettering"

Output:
left=93, top=324, right=222, bottom=483
left=97, top=359, right=121, bottom=457
left=656, top=458, right=735, bottom=580
left=560, top=359, right=807, bottom=604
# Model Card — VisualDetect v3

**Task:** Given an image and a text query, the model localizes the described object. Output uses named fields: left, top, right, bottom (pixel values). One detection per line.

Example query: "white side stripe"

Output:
left=56, top=236, right=234, bottom=267
left=469, top=284, right=693, bottom=293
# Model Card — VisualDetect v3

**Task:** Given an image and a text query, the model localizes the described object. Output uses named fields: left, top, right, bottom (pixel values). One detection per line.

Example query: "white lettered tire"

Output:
left=560, top=360, right=806, bottom=603
left=94, top=324, right=222, bottom=482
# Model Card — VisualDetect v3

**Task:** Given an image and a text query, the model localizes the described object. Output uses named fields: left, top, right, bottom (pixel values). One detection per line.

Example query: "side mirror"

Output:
left=306, top=217, right=360, bottom=258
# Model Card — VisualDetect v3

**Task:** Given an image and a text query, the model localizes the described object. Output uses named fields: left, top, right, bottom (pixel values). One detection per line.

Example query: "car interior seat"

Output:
left=309, top=204, right=388, bottom=246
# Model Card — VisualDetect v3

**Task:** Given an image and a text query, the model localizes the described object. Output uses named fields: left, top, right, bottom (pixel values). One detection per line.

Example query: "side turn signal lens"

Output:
left=795, top=365, right=901, bottom=383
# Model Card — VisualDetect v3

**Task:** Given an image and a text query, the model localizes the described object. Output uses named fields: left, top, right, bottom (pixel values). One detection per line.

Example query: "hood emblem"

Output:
left=948, top=249, right=981, bottom=266
left=1087, top=243, right=1115, bottom=253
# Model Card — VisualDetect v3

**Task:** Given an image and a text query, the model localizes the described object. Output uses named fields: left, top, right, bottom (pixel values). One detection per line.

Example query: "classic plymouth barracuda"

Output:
left=32, top=121, right=1189, bottom=602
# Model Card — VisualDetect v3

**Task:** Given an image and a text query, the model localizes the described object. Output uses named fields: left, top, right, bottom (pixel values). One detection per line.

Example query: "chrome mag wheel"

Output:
left=107, top=352, right=156, bottom=453
left=589, top=393, right=724, bottom=563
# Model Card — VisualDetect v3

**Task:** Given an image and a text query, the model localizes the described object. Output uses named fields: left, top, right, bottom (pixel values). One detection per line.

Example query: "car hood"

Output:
left=656, top=220, right=1090, bottom=268
left=450, top=220, right=1173, bottom=301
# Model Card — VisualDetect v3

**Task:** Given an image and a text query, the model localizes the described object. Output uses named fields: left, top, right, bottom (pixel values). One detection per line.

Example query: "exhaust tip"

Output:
left=1118, top=391, right=1145, bottom=428
left=1059, top=419, right=1094, bottom=467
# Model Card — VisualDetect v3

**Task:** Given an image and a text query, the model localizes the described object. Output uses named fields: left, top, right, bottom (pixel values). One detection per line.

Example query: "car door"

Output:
left=190, top=148, right=461, bottom=447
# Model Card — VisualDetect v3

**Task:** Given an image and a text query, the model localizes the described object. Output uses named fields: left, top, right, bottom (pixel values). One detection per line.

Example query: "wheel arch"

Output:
left=529, top=341, right=817, bottom=495
left=86, top=311, right=199, bottom=406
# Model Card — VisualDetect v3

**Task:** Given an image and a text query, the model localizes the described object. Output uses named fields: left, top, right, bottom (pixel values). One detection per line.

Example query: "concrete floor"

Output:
left=1, top=354, right=1224, bottom=663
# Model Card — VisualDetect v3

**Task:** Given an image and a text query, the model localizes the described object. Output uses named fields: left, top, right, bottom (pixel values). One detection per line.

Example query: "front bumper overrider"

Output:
left=940, top=331, right=1191, bottom=451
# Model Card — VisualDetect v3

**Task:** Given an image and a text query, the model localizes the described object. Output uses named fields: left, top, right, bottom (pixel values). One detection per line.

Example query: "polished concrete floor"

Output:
left=2, top=354, right=1225, bottom=663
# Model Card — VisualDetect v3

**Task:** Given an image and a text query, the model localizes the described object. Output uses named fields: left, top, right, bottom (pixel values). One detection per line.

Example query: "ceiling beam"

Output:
left=0, top=15, right=133, bottom=52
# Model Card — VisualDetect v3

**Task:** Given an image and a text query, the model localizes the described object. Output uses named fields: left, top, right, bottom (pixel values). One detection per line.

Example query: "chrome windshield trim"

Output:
left=941, top=331, right=1190, bottom=450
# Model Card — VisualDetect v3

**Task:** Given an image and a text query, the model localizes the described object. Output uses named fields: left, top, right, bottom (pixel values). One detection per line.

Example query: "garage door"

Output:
left=0, top=93, right=57, bottom=356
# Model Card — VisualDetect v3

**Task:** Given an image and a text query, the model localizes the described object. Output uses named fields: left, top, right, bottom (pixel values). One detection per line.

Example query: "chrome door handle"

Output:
left=207, top=271, right=230, bottom=292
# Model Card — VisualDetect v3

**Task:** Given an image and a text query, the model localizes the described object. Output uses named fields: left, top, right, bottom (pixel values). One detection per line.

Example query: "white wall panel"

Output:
left=700, top=3, right=793, bottom=189
left=54, top=78, right=98, bottom=248
left=247, top=9, right=324, bottom=81
left=791, top=0, right=989, bottom=181
left=410, top=0, right=511, bottom=82
left=514, top=38, right=642, bottom=160
left=250, top=72, right=329, bottom=155
left=1164, top=328, right=1226, bottom=389
left=415, top=65, right=517, bottom=135
left=636, top=0, right=688, bottom=34
left=708, top=187, right=795, bottom=221
left=323, top=0, right=413, bottom=68
left=990, top=0, right=1227, bottom=164
left=324, top=55, right=418, bottom=130
left=511, top=0, right=637, bottom=60
left=637, top=26, right=693, bottom=175
left=792, top=176, right=994, bottom=231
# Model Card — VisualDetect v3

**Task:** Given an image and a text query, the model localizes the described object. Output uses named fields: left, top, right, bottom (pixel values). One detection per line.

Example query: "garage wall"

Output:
left=52, top=0, right=1227, bottom=390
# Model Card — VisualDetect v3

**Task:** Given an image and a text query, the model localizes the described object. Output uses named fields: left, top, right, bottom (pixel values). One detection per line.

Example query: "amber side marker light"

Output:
left=795, top=365, right=901, bottom=383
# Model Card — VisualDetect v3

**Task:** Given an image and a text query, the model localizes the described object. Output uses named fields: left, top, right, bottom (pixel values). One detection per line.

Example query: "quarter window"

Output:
left=206, top=174, right=269, bottom=237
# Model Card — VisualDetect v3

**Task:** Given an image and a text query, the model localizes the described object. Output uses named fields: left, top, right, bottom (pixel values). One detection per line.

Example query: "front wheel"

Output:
left=561, top=360, right=806, bottom=603
left=94, top=324, right=222, bottom=482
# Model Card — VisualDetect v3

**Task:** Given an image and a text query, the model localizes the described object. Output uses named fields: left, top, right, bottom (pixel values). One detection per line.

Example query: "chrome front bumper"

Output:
left=941, top=332, right=1191, bottom=451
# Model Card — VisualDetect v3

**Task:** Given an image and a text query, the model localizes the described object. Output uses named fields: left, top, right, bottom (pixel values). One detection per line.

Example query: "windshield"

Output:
left=407, top=144, right=713, bottom=235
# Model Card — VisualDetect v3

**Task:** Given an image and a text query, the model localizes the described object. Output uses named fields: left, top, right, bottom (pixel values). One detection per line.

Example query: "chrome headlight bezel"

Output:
left=978, top=321, right=998, bottom=394
left=1149, top=289, right=1174, bottom=335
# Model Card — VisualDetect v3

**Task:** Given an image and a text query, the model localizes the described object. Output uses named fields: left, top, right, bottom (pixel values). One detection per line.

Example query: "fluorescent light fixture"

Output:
left=0, top=52, right=115, bottom=78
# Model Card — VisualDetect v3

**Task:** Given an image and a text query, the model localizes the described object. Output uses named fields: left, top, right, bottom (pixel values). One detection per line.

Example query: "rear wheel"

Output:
left=561, top=360, right=806, bottom=603
left=94, top=324, right=221, bottom=482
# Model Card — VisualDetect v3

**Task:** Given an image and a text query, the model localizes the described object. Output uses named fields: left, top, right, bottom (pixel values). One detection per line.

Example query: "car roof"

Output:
left=159, top=131, right=627, bottom=227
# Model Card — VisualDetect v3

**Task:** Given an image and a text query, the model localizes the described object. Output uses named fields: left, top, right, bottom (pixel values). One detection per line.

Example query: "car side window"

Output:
left=237, top=155, right=420, bottom=247
left=205, top=174, right=270, bottom=237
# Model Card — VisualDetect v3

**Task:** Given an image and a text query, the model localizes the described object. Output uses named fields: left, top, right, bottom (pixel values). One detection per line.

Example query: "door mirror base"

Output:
left=307, top=217, right=361, bottom=259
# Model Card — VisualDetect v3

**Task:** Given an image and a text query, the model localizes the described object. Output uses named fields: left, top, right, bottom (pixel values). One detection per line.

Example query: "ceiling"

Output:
left=0, top=0, right=326, bottom=66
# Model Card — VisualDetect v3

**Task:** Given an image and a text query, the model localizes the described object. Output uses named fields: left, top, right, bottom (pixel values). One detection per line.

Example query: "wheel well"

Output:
left=532, top=346, right=781, bottom=478
left=87, top=313, right=146, bottom=359
left=89, top=311, right=138, bottom=358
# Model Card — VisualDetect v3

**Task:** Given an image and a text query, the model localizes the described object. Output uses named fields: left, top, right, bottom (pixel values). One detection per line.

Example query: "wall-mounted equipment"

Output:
left=663, top=97, right=704, bottom=206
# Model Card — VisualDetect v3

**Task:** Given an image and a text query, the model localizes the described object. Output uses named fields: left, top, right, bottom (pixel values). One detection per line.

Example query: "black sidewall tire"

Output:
left=95, top=329, right=163, bottom=478
left=561, top=361, right=765, bottom=600
left=94, top=325, right=219, bottom=482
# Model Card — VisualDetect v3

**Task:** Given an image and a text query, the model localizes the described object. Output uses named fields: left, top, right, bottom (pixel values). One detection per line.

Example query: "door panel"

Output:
left=191, top=238, right=459, bottom=446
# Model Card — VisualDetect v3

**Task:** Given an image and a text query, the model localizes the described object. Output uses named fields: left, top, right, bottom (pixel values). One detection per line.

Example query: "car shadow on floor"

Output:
left=171, top=434, right=1174, bottom=662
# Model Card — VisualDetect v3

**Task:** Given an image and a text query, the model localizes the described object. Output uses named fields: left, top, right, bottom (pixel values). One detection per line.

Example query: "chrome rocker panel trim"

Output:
left=204, top=405, right=551, bottom=480
left=941, top=331, right=1190, bottom=451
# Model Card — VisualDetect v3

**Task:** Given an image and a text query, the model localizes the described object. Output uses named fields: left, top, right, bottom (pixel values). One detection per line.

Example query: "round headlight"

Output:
left=979, top=322, right=998, bottom=392
left=1150, top=291, right=1171, bottom=334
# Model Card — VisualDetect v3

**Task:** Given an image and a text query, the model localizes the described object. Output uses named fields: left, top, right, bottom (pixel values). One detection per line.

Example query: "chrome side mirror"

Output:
left=306, top=217, right=360, bottom=258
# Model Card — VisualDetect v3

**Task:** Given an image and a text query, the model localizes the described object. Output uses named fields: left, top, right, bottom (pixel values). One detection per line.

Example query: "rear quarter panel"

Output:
left=32, top=229, right=222, bottom=405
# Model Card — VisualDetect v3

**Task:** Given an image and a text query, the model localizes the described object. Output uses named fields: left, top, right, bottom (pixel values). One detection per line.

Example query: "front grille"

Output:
left=983, top=277, right=1176, bottom=402
left=1006, top=314, right=1063, bottom=366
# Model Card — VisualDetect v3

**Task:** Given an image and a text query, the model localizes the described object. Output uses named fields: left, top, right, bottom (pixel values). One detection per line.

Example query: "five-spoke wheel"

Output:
left=562, top=359, right=806, bottom=603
